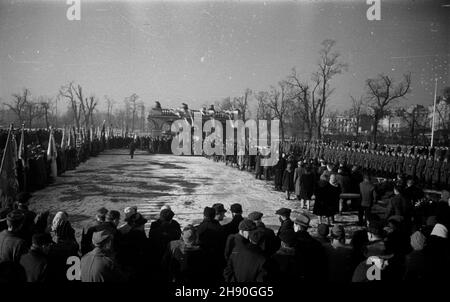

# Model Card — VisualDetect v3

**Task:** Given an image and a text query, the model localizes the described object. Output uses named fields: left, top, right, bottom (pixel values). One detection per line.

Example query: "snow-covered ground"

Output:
left=29, top=149, right=362, bottom=238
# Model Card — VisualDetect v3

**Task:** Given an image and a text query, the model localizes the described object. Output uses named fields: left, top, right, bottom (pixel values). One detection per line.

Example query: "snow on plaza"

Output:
left=28, top=149, right=361, bottom=238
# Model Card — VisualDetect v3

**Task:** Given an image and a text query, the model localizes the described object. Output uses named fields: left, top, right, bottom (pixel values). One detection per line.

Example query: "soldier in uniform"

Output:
left=416, top=154, right=426, bottom=184
left=424, top=155, right=434, bottom=187
left=396, top=152, right=405, bottom=177
left=432, top=156, right=442, bottom=189
left=440, top=157, right=449, bottom=189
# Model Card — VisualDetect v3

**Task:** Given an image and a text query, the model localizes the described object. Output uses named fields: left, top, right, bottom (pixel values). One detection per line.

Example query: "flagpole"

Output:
left=0, top=124, right=13, bottom=175
left=430, top=77, right=438, bottom=148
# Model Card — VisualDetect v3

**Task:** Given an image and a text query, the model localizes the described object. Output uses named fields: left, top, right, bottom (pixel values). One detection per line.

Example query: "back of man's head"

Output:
left=6, top=210, right=24, bottom=231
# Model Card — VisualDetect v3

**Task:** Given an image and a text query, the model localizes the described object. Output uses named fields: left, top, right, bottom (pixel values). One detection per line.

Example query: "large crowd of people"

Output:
left=0, top=190, right=449, bottom=282
left=1, top=134, right=450, bottom=283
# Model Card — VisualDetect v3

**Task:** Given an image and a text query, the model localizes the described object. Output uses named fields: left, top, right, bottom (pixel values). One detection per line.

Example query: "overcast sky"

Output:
left=0, top=0, right=449, bottom=114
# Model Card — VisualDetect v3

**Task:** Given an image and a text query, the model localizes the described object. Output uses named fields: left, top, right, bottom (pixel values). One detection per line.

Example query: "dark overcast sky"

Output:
left=0, top=0, right=449, bottom=113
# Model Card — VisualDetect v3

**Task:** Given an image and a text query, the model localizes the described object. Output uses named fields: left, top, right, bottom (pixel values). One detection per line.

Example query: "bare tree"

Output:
left=255, top=91, right=272, bottom=121
left=214, top=97, right=234, bottom=112
left=24, top=100, right=42, bottom=129
left=104, top=95, right=115, bottom=126
left=233, top=88, right=252, bottom=121
left=365, top=73, right=412, bottom=143
left=350, top=95, right=365, bottom=136
left=398, top=104, right=429, bottom=144
left=7, top=88, right=30, bottom=125
left=38, top=96, right=53, bottom=129
left=125, top=93, right=139, bottom=132
left=286, top=68, right=321, bottom=140
left=266, top=81, right=292, bottom=143
left=59, top=82, right=82, bottom=130
left=313, top=39, right=348, bottom=139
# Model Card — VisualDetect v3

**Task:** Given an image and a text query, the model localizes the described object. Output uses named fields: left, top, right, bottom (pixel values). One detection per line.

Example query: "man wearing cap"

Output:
left=197, top=206, right=227, bottom=281
left=223, top=203, right=244, bottom=237
left=15, top=192, right=36, bottom=247
left=224, top=219, right=255, bottom=262
left=352, top=220, right=396, bottom=282
left=275, top=208, right=293, bottom=237
left=323, top=225, right=353, bottom=282
left=81, top=207, right=109, bottom=255
left=19, top=233, right=53, bottom=282
left=293, top=213, right=327, bottom=281
left=271, top=229, right=302, bottom=282
left=223, top=219, right=269, bottom=282
left=165, top=225, right=208, bottom=282
left=148, top=208, right=182, bottom=275
left=385, top=186, right=413, bottom=227
left=248, top=212, right=280, bottom=257
left=0, top=210, right=27, bottom=263
left=80, top=230, right=123, bottom=282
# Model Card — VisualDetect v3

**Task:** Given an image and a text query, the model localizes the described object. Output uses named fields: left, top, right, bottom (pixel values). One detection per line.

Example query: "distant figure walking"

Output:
left=129, top=141, right=136, bottom=159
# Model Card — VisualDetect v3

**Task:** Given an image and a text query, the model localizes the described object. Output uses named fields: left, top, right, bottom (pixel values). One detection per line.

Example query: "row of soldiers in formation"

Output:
left=204, top=140, right=450, bottom=191
left=283, top=140, right=450, bottom=190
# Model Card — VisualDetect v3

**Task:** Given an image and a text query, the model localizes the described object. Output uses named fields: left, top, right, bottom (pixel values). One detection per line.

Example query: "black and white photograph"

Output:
left=0, top=0, right=449, bottom=293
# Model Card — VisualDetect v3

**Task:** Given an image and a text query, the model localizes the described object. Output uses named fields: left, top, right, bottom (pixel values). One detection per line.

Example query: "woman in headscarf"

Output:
left=47, top=211, right=79, bottom=282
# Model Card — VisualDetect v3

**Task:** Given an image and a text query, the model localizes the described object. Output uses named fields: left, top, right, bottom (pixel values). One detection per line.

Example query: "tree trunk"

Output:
left=372, top=115, right=379, bottom=143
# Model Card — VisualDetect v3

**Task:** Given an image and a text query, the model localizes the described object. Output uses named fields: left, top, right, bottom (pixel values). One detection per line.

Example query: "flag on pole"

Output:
left=67, top=128, right=72, bottom=148
left=0, top=125, right=19, bottom=199
left=61, top=127, right=67, bottom=150
left=18, top=125, right=28, bottom=169
left=47, top=128, right=58, bottom=179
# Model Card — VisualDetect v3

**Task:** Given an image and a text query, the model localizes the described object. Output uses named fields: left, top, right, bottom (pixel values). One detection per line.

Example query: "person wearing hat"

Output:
left=148, top=208, right=181, bottom=274
left=247, top=212, right=280, bottom=257
left=224, top=219, right=256, bottom=262
left=80, top=230, right=123, bottom=282
left=271, top=229, right=302, bottom=283
left=14, top=192, right=36, bottom=247
left=197, top=206, right=227, bottom=282
left=212, top=203, right=227, bottom=222
left=423, top=220, right=450, bottom=281
left=385, top=186, right=413, bottom=227
left=81, top=207, right=109, bottom=255
left=315, top=223, right=330, bottom=246
left=165, top=225, right=208, bottom=282
left=404, top=231, right=426, bottom=281
left=19, top=233, right=53, bottom=282
left=118, top=206, right=138, bottom=234
left=223, top=203, right=244, bottom=237
left=275, top=208, right=293, bottom=237
left=323, top=225, right=353, bottom=282
left=293, top=213, right=327, bottom=281
left=0, top=210, right=27, bottom=263
left=223, top=219, right=269, bottom=282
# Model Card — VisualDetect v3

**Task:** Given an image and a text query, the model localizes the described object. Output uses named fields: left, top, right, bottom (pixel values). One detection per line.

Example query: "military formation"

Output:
left=286, top=140, right=450, bottom=190
left=205, top=140, right=450, bottom=191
